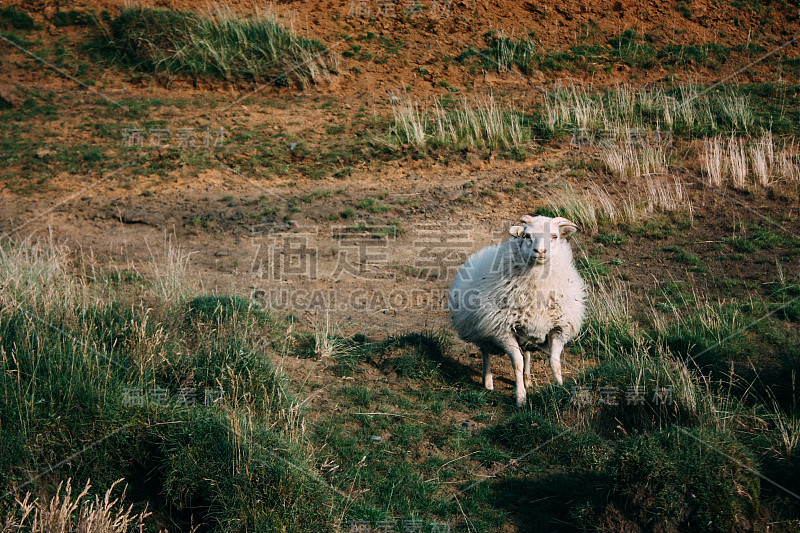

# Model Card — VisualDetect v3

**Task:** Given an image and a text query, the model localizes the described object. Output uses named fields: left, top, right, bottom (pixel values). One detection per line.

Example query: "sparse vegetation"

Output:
left=357, top=197, right=391, bottom=213
left=458, top=28, right=757, bottom=77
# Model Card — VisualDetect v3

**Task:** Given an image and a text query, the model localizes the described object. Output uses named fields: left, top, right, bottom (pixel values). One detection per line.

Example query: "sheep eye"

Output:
left=551, top=234, right=558, bottom=240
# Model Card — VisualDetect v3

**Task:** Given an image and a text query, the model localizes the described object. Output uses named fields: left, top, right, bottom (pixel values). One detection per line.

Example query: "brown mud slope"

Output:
left=7, top=0, right=800, bottom=95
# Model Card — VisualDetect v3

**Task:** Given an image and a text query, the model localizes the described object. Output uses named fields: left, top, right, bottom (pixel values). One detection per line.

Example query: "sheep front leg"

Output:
left=481, top=349, right=493, bottom=391
left=504, top=341, right=526, bottom=408
left=548, top=333, right=565, bottom=385
left=523, top=350, right=532, bottom=388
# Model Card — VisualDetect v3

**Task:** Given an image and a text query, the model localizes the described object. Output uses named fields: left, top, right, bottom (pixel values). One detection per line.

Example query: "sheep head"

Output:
left=508, top=215, right=579, bottom=265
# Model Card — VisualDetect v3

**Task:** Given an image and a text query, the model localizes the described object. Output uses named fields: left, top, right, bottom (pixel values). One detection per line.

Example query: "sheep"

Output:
left=448, top=215, right=586, bottom=407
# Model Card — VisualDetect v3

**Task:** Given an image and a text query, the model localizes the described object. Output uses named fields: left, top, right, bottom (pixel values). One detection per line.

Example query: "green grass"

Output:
left=607, top=428, right=759, bottom=532
left=539, top=83, right=768, bottom=140
left=658, top=43, right=731, bottom=67
left=608, top=29, right=657, bottom=69
left=486, top=346, right=765, bottom=530
left=459, top=27, right=773, bottom=80
left=390, top=94, right=530, bottom=154
left=663, top=245, right=708, bottom=273
left=480, top=30, right=538, bottom=75
left=53, top=9, right=97, bottom=27
left=1, top=241, right=799, bottom=530
left=341, top=385, right=372, bottom=407
left=88, top=6, right=337, bottom=86
left=357, top=197, right=391, bottom=214
left=577, top=256, right=611, bottom=279
left=770, top=275, right=800, bottom=322
left=595, top=232, right=627, bottom=245
left=629, top=215, right=677, bottom=239
left=0, top=6, right=35, bottom=30
left=307, top=331, right=514, bottom=529
left=724, top=227, right=791, bottom=252
left=0, top=243, right=331, bottom=531
left=606, top=31, right=731, bottom=70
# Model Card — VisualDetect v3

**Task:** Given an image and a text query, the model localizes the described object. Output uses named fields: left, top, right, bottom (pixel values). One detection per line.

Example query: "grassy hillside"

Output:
left=0, top=240, right=798, bottom=531
left=2, top=2, right=800, bottom=531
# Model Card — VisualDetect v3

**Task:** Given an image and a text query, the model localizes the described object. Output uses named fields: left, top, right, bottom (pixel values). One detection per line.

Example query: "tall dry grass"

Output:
left=542, top=83, right=756, bottom=139
left=391, top=93, right=529, bottom=150
left=545, top=174, right=690, bottom=232
left=1, top=479, right=150, bottom=533
left=600, top=142, right=670, bottom=180
left=701, top=132, right=800, bottom=189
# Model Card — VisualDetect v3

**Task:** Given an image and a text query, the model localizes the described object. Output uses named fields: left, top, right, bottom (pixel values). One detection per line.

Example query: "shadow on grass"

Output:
left=490, top=472, right=611, bottom=533
left=368, top=331, right=480, bottom=386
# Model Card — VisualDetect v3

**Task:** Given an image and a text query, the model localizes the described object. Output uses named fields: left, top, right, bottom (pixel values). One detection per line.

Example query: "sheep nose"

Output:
left=535, top=249, right=547, bottom=255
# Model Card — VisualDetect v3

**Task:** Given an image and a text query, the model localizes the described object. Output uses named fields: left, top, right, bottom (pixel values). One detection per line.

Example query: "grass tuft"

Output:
left=391, top=93, right=529, bottom=152
left=543, top=175, right=690, bottom=232
left=0, top=6, right=35, bottom=30
left=1, top=478, right=151, bottom=532
left=541, top=83, right=760, bottom=139
left=702, top=132, right=800, bottom=190
left=90, top=6, right=337, bottom=86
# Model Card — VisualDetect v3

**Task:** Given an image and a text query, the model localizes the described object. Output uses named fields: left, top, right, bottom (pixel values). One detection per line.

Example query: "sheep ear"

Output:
left=509, top=225, right=525, bottom=237
left=513, top=215, right=536, bottom=226
left=553, top=217, right=579, bottom=238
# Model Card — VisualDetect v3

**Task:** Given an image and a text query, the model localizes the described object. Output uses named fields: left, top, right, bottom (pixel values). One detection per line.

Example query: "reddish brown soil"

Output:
left=8, top=0, right=800, bottom=97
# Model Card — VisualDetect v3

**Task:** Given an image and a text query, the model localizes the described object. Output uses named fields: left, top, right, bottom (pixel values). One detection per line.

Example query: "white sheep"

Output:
left=448, top=215, right=586, bottom=407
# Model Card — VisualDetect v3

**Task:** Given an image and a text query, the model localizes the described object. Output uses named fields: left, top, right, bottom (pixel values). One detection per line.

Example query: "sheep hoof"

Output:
left=515, top=391, right=526, bottom=408
left=484, top=376, right=494, bottom=390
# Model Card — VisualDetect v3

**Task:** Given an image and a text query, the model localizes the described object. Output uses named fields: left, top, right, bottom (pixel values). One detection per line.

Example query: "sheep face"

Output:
left=508, top=216, right=578, bottom=266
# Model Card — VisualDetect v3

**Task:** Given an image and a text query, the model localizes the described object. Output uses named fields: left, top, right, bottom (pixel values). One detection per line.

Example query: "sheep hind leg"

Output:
left=548, top=333, right=565, bottom=385
left=523, top=350, right=532, bottom=388
left=481, top=350, right=493, bottom=391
